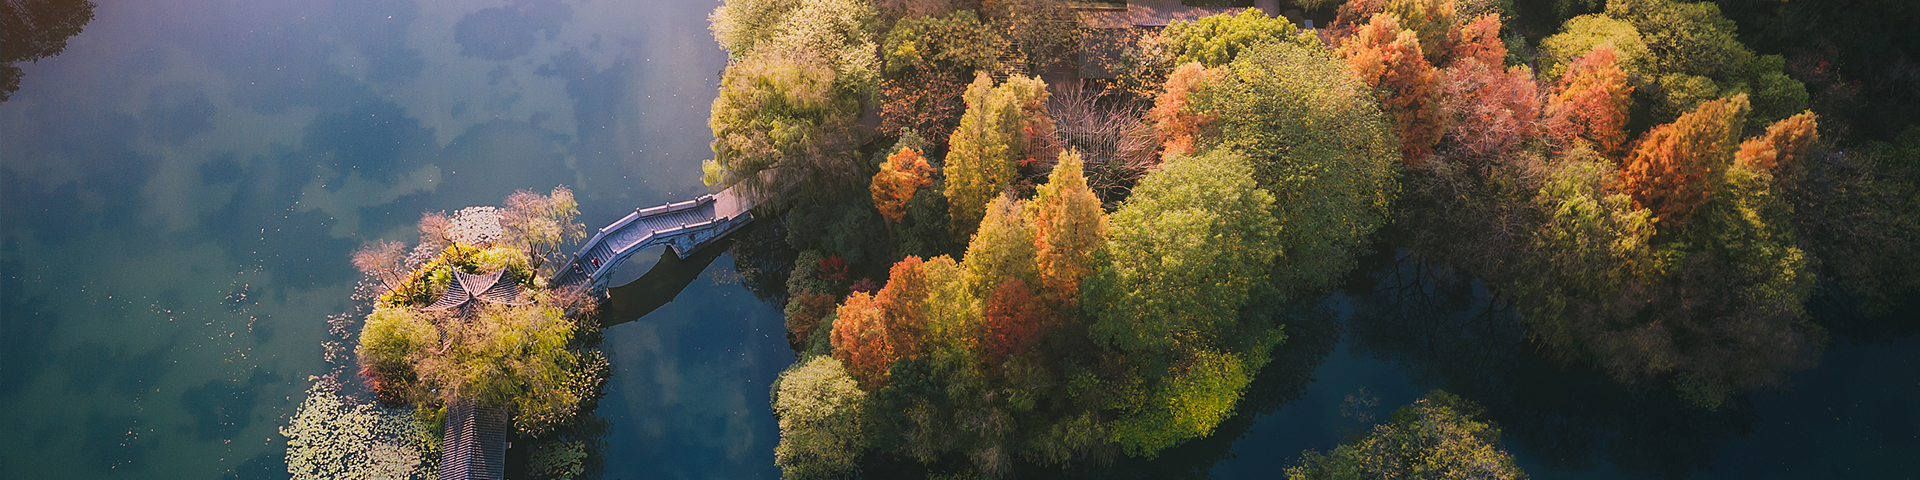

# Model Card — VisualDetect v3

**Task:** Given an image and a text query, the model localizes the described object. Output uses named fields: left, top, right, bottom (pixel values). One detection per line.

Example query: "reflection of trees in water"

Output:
left=728, top=216, right=798, bottom=309
left=1, top=0, right=96, bottom=102
left=1080, top=299, right=1341, bottom=479
left=1347, top=247, right=1758, bottom=479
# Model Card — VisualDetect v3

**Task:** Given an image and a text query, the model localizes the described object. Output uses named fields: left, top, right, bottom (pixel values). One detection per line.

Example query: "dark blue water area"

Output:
left=592, top=252, right=792, bottom=480
left=1214, top=327, right=1920, bottom=480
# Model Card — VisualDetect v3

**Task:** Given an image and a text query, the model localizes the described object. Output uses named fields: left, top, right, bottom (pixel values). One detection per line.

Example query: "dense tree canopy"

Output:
left=1616, top=94, right=1749, bottom=226
left=737, top=1, right=1907, bottom=476
left=878, top=10, right=1003, bottom=146
left=1545, top=45, right=1634, bottom=156
left=1197, top=39, right=1401, bottom=299
left=1162, top=8, right=1308, bottom=68
left=772, top=356, right=868, bottom=479
left=1339, top=13, right=1444, bottom=165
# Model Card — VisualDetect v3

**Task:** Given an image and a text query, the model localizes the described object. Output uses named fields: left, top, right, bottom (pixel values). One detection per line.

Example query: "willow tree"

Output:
left=704, top=47, right=864, bottom=205
left=705, top=0, right=878, bottom=205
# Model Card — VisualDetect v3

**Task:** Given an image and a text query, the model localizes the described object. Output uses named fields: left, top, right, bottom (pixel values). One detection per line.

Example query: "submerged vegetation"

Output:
left=701, top=0, right=1919, bottom=477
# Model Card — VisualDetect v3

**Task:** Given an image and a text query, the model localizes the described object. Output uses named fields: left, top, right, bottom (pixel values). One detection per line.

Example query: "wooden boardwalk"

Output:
left=441, top=401, right=508, bottom=480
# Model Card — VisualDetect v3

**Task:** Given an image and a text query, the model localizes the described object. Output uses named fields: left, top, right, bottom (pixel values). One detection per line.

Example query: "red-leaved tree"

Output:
left=1440, top=57, right=1539, bottom=159
left=784, top=291, right=838, bottom=349
left=880, top=74, right=971, bottom=147
left=830, top=292, right=894, bottom=389
left=1340, top=13, right=1443, bottom=165
left=1328, top=0, right=1388, bottom=43
left=982, top=278, right=1044, bottom=363
left=829, top=256, right=933, bottom=389
left=1616, top=94, right=1751, bottom=226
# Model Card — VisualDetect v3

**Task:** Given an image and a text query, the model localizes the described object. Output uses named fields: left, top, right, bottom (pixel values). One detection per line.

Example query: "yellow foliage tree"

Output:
left=944, top=73, right=1051, bottom=238
left=1030, top=150, right=1107, bottom=307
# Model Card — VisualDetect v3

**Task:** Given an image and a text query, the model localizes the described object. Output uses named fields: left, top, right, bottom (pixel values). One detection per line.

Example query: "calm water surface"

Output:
left=1, top=1, right=1913, bottom=479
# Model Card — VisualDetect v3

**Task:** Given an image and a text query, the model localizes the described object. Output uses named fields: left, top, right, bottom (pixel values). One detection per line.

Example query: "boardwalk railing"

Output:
left=548, top=187, right=755, bottom=294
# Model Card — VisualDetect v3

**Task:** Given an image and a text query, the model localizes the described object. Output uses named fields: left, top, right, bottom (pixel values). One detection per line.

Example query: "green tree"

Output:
left=1287, top=391, right=1528, bottom=480
left=964, top=194, right=1039, bottom=300
left=1382, top=0, right=1459, bottom=66
left=1111, top=346, right=1260, bottom=458
left=1537, top=0, right=1809, bottom=128
left=1088, top=150, right=1280, bottom=352
left=773, top=356, right=870, bottom=479
left=1508, top=146, right=1658, bottom=355
left=1197, top=40, right=1401, bottom=299
left=1162, top=8, right=1311, bottom=68
left=944, top=73, right=1051, bottom=238
left=1538, top=14, right=1650, bottom=79
left=709, top=0, right=878, bottom=94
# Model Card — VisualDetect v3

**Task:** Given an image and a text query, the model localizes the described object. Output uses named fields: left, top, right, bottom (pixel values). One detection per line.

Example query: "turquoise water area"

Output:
left=1, top=0, right=1913, bottom=479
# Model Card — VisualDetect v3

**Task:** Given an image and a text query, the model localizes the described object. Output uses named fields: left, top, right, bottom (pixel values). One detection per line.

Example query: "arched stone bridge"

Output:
left=548, top=186, right=755, bottom=294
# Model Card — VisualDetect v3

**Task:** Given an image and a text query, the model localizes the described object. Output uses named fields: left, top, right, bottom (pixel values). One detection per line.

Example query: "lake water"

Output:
left=1, top=1, right=1913, bottom=479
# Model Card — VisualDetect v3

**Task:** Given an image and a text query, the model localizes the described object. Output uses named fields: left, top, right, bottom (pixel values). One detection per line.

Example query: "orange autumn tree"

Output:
left=1546, top=45, right=1634, bottom=156
left=871, top=146, right=937, bottom=222
left=1735, top=111, right=1820, bottom=173
left=830, top=256, right=933, bottom=389
left=1340, top=13, right=1443, bottom=165
left=1447, top=14, right=1504, bottom=68
left=1030, top=150, right=1107, bottom=307
left=1146, top=62, right=1221, bottom=157
left=1616, top=94, right=1751, bottom=226
left=1328, top=0, right=1388, bottom=42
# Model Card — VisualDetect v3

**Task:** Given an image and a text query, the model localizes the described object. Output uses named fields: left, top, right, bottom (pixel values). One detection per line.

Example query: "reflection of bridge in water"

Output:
left=442, top=186, right=755, bottom=480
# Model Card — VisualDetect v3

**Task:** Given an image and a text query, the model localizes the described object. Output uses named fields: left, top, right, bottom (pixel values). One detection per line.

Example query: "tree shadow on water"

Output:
left=1345, top=247, right=1759, bottom=479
